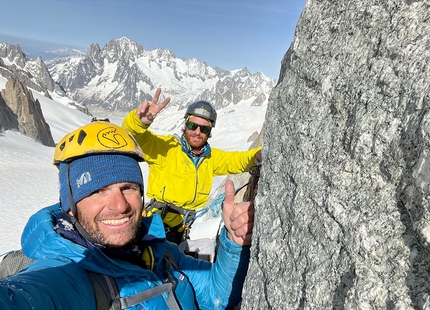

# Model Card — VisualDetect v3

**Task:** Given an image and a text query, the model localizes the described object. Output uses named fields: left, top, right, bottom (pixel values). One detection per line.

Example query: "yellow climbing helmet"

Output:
left=53, top=118, right=144, bottom=164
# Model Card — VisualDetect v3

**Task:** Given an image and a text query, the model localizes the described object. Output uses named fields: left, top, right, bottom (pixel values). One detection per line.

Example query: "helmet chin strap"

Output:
left=65, top=164, right=98, bottom=244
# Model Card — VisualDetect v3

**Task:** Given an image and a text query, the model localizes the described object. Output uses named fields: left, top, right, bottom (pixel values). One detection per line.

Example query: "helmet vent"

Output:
left=59, top=141, right=66, bottom=151
left=77, top=130, right=87, bottom=145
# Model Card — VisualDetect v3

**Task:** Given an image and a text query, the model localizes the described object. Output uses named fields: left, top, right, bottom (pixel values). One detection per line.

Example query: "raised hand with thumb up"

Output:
left=222, top=179, right=255, bottom=246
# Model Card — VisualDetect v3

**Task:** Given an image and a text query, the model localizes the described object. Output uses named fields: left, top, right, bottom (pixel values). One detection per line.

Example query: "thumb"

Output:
left=223, top=179, right=235, bottom=228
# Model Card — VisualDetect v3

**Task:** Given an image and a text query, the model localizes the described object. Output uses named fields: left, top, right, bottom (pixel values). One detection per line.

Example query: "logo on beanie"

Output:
left=98, top=127, right=128, bottom=149
left=76, top=172, right=92, bottom=188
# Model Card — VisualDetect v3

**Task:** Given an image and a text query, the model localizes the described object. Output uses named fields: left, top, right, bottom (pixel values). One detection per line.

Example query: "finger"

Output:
left=147, top=112, right=155, bottom=122
left=229, top=204, right=254, bottom=231
left=232, top=222, right=253, bottom=239
left=255, top=150, right=262, bottom=163
left=152, top=88, right=162, bottom=104
left=232, top=220, right=253, bottom=246
left=150, top=96, right=171, bottom=119
left=137, top=101, right=149, bottom=117
left=157, top=97, right=171, bottom=111
left=223, top=179, right=236, bottom=223
left=241, top=232, right=253, bottom=246
left=229, top=201, right=253, bottom=223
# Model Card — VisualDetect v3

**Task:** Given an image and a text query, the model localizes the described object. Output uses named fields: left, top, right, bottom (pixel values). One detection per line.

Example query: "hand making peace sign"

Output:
left=136, top=88, right=171, bottom=125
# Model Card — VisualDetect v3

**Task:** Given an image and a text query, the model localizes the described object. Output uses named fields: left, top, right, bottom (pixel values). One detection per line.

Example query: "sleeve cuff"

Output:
left=218, top=227, right=250, bottom=255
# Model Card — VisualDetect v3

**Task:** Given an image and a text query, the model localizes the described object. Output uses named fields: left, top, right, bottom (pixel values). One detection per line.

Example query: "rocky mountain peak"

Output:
left=88, top=43, right=102, bottom=60
left=149, top=48, right=176, bottom=61
left=0, top=43, right=28, bottom=68
left=104, top=37, right=145, bottom=63
left=0, top=76, right=54, bottom=146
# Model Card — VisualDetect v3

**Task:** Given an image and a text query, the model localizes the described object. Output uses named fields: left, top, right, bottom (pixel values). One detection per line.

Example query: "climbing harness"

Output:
left=144, top=200, right=197, bottom=240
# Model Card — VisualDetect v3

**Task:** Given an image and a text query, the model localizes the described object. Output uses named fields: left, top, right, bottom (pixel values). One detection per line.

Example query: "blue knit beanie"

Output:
left=59, top=154, right=144, bottom=212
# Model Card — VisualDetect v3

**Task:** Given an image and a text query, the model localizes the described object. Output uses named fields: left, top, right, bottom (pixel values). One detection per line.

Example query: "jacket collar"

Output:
left=180, top=134, right=211, bottom=164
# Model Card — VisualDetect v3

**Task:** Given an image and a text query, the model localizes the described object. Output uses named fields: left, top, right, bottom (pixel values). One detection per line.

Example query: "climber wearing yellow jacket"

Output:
left=122, top=88, right=261, bottom=244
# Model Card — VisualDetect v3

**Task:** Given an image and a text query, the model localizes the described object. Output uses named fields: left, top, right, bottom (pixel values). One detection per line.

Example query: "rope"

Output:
left=182, top=162, right=262, bottom=233
left=184, top=178, right=253, bottom=227
left=196, top=193, right=224, bottom=218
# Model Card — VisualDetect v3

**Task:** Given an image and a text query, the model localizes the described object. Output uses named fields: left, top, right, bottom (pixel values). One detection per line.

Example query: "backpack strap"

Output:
left=89, top=249, right=181, bottom=310
left=164, top=249, right=179, bottom=271
left=119, top=282, right=180, bottom=310
left=163, top=254, right=177, bottom=292
left=86, top=272, right=121, bottom=310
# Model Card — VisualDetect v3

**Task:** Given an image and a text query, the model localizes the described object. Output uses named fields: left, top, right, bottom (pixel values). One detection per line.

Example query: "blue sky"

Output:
left=1, top=0, right=306, bottom=79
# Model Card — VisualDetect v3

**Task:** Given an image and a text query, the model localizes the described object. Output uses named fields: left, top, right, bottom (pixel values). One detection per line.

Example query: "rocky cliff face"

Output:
left=0, top=94, right=18, bottom=131
left=242, top=1, right=430, bottom=309
left=0, top=76, right=54, bottom=146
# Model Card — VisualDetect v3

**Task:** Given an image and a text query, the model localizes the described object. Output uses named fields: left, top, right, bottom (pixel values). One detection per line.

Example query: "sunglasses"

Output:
left=186, top=121, right=212, bottom=135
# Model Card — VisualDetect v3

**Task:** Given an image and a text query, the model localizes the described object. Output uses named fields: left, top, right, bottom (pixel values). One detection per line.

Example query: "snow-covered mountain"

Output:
left=0, top=42, right=89, bottom=114
left=0, top=43, right=60, bottom=95
left=0, top=37, right=275, bottom=119
left=46, top=37, right=275, bottom=114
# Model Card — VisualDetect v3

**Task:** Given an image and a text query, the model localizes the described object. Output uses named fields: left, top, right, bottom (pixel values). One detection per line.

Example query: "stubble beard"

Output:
left=78, top=212, right=142, bottom=248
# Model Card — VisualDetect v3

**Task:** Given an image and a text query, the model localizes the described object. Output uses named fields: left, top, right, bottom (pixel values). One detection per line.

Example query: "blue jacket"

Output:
left=0, top=203, right=250, bottom=309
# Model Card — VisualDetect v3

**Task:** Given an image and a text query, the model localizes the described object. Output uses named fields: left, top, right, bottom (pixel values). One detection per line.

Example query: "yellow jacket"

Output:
left=122, top=110, right=261, bottom=229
